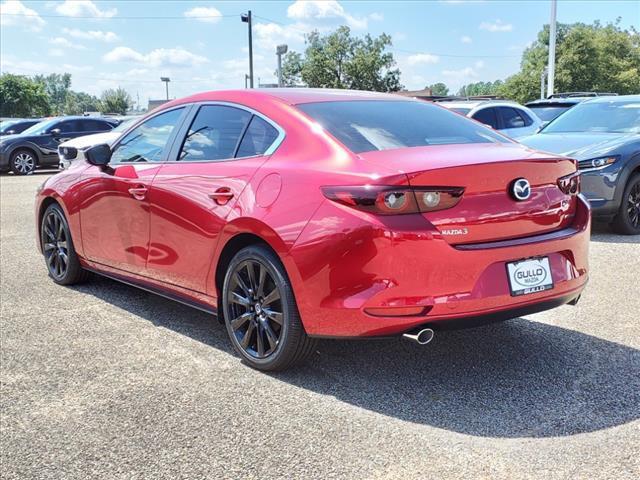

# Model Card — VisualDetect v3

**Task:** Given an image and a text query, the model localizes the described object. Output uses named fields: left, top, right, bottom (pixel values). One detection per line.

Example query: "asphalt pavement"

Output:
left=1, top=172, right=639, bottom=479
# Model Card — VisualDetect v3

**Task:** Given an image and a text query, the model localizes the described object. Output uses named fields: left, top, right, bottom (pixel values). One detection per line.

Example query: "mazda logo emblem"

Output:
left=511, top=178, right=531, bottom=201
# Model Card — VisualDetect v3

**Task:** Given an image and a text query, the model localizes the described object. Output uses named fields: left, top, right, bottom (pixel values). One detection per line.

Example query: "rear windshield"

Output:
left=528, top=105, right=573, bottom=122
left=297, top=100, right=509, bottom=153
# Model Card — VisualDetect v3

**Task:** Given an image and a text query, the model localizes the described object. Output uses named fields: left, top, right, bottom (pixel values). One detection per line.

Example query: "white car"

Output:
left=439, top=100, right=543, bottom=139
left=58, top=117, right=139, bottom=169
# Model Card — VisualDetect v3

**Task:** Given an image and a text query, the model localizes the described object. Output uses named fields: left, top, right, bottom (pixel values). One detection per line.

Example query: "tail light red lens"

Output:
left=321, top=186, right=465, bottom=215
left=557, top=172, right=580, bottom=195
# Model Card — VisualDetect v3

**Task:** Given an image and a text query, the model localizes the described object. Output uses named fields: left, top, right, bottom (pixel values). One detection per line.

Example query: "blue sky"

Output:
left=1, top=0, right=638, bottom=106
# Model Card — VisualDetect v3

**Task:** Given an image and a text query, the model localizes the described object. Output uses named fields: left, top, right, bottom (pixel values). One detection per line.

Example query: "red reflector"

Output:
left=364, top=306, right=433, bottom=317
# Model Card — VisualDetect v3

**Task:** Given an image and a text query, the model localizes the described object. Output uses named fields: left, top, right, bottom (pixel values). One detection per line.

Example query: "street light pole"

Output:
left=547, top=0, right=557, bottom=97
left=540, top=67, right=548, bottom=99
left=241, top=11, right=254, bottom=88
left=276, top=44, right=288, bottom=87
left=160, top=77, right=170, bottom=100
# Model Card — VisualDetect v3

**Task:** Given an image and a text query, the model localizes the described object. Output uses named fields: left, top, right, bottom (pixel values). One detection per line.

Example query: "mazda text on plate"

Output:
left=35, top=89, right=590, bottom=371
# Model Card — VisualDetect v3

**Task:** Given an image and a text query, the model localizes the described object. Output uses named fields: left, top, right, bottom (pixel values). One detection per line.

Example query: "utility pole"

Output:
left=540, top=67, right=548, bottom=99
left=241, top=11, right=254, bottom=88
left=547, top=0, right=557, bottom=97
left=276, top=44, right=288, bottom=87
left=160, top=77, right=170, bottom=100
left=244, top=74, right=250, bottom=89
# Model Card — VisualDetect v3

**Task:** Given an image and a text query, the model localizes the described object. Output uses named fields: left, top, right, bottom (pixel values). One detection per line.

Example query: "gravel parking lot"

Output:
left=1, top=172, right=639, bottom=479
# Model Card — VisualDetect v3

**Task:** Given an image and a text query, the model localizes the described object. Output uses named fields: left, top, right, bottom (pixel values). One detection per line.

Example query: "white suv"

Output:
left=439, top=100, right=543, bottom=139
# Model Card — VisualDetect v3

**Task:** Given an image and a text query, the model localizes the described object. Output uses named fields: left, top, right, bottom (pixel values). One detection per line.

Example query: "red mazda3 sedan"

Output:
left=36, top=89, right=590, bottom=370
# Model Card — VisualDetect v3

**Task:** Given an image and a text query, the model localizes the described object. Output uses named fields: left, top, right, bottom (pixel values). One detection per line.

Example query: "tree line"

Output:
left=0, top=72, right=132, bottom=118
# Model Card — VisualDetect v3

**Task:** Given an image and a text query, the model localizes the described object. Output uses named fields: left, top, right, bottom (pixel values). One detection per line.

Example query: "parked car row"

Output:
left=0, top=116, right=119, bottom=175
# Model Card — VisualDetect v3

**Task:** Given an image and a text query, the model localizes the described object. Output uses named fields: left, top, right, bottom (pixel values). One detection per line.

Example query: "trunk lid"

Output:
left=358, top=143, right=577, bottom=244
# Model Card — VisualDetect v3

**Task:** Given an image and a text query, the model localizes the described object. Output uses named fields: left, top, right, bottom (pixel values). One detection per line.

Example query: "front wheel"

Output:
left=41, top=204, right=90, bottom=285
left=10, top=149, right=37, bottom=175
left=612, top=173, right=640, bottom=235
left=222, top=245, right=317, bottom=371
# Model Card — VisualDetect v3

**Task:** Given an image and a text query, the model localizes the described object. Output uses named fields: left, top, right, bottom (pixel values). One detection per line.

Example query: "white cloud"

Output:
left=62, top=28, right=119, bottom=42
left=254, top=22, right=306, bottom=50
left=287, top=0, right=368, bottom=29
left=442, top=66, right=479, bottom=81
left=48, top=48, right=64, bottom=57
left=0, top=0, right=45, bottom=31
left=407, top=53, right=440, bottom=66
left=479, top=19, right=513, bottom=32
left=460, top=35, right=472, bottom=44
left=369, top=12, right=384, bottom=22
left=183, top=6, right=222, bottom=23
left=50, top=37, right=87, bottom=49
left=103, top=47, right=209, bottom=68
left=55, top=0, right=117, bottom=18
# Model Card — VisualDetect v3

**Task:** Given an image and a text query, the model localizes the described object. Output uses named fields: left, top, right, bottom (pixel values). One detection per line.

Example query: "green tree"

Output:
left=34, top=73, right=72, bottom=115
left=281, top=26, right=403, bottom=92
left=457, top=80, right=504, bottom=97
left=427, top=82, right=449, bottom=96
left=64, top=91, right=102, bottom=115
left=100, top=87, right=131, bottom=115
left=0, top=73, right=51, bottom=117
left=498, top=20, right=640, bottom=103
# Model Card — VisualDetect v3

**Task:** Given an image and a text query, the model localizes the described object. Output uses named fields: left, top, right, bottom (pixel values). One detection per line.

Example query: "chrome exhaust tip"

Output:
left=402, top=328, right=435, bottom=345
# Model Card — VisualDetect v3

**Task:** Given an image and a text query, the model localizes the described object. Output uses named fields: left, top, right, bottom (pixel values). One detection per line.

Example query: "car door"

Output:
left=78, top=107, right=188, bottom=275
left=146, top=103, right=281, bottom=293
left=471, top=107, right=500, bottom=130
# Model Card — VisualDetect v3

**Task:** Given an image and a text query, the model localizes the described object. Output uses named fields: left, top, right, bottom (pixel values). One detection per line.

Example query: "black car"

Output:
left=0, top=116, right=118, bottom=175
left=0, top=119, right=41, bottom=136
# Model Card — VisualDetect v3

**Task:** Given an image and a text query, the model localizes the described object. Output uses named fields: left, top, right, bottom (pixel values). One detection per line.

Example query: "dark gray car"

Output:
left=520, top=95, right=640, bottom=234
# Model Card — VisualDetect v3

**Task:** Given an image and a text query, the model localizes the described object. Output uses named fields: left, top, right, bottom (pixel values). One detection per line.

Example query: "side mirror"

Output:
left=6, top=129, right=16, bottom=135
left=85, top=143, right=112, bottom=167
left=50, top=128, right=62, bottom=136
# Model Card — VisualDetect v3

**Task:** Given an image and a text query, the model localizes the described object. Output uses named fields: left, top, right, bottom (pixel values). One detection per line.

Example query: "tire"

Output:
left=41, top=203, right=90, bottom=285
left=611, top=173, right=640, bottom=235
left=10, top=149, right=37, bottom=175
left=222, top=244, right=317, bottom=371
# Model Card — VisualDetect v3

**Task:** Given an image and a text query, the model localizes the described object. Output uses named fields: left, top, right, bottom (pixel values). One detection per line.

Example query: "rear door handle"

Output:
left=128, top=186, right=148, bottom=200
left=210, top=187, right=234, bottom=206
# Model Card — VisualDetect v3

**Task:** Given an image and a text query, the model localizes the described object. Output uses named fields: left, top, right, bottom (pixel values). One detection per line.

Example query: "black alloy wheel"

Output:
left=222, top=245, right=317, bottom=371
left=41, top=204, right=89, bottom=285
left=612, top=174, right=640, bottom=235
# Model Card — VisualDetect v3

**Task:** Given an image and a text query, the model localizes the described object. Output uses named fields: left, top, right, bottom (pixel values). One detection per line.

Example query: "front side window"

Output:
left=82, top=119, right=113, bottom=132
left=111, top=108, right=184, bottom=163
left=500, top=107, right=526, bottom=128
left=179, top=105, right=251, bottom=161
left=298, top=101, right=507, bottom=154
left=54, top=120, right=80, bottom=133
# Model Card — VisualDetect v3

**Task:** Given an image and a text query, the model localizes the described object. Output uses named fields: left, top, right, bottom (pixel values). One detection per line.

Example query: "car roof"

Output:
left=162, top=88, right=409, bottom=109
left=440, top=100, right=526, bottom=110
left=581, top=94, right=640, bottom=104
left=525, top=98, right=586, bottom=106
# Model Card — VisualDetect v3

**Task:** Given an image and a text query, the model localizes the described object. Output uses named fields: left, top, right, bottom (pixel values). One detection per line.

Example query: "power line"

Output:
left=0, top=12, right=242, bottom=20
left=252, top=14, right=520, bottom=59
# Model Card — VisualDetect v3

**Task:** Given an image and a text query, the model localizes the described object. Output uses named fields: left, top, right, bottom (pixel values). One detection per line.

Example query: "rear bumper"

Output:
left=290, top=195, right=590, bottom=337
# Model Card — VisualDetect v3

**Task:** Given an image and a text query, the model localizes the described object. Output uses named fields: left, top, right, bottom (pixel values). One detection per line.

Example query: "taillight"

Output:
left=557, top=172, right=580, bottom=195
left=321, top=186, right=464, bottom=215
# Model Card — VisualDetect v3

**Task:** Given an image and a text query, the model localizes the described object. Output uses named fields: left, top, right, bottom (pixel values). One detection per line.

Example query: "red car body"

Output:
left=36, top=89, right=590, bottom=339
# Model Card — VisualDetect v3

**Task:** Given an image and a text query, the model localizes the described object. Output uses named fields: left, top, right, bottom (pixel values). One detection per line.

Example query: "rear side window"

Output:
left=472, top=107, right=499, bottom=129
left=499, top=107, right=526, bottom=128
left=111, top=108, right=184, bottom=163
left=236, top=116, right=279, bottom=158
left=179, top=105, right=251, bottom=161
left=298, top=101, right=507, bottom=154
left=82, top=119, right=113, bottom=132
